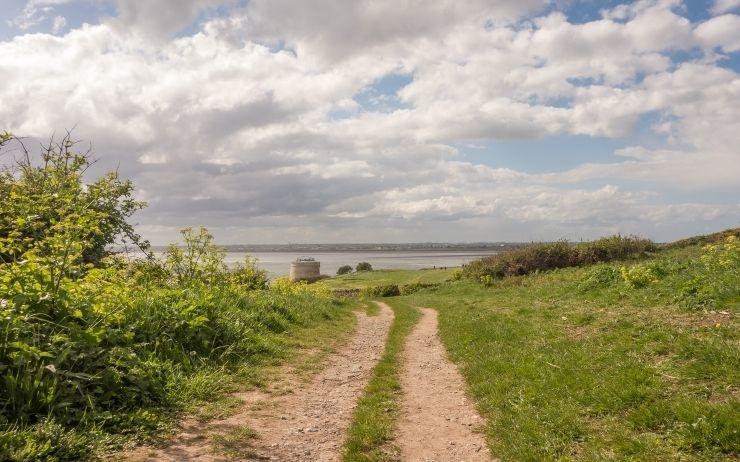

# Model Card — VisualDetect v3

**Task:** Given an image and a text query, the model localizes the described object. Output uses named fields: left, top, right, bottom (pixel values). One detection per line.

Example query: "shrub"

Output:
left=464, top=235, right=655, bottom=283
left=362, top=284, right=400, bottom=297
left=164, top=227, right=226, bottom=285
left=399, top=282, right=440, bottom=295
left=678, top=235, right=740, bottom=309
left=0, top=132, right=148, bottom=266
left=356, top=262, right=373, bottom=272
left=0, top=132, right=340, bottom=459
left=337, top=265, right=353, bottom=275
left=620, top=264, right=659, bottom=288
left=578, top=264, right=621, bottom=291
left=480, top=275, right=495, bottom=287
left=228, top=256, right=269, bottom=290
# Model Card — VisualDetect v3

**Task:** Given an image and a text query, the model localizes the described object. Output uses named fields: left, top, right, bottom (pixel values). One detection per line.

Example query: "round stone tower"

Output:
left=289, top=257, right=321, bottom=282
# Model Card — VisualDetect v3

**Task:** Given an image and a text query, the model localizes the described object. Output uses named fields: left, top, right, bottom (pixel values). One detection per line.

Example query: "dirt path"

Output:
left=397, top=307, right=493, bottom=461
left=128, top=304, right=394, bottom=461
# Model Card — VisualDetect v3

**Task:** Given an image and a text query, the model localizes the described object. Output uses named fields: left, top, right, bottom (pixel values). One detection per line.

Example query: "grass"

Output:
left=324, top=268, right=456, bottom=289
left=400, top=243, right=739, bottom=461
left=343, top=299, right=421, bottom=461
left=184, top=307, right=357, bottom=423
left=210, top=425, right=259, bottom=458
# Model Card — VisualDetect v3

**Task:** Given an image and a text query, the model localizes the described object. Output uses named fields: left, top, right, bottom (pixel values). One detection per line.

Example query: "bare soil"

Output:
left=397, top=307, right=494, bottom=462
left=127, top=304, right=393, bottom=461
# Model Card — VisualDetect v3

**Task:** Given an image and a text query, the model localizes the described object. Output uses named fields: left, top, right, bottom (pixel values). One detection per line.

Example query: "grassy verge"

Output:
left=324, top=268, right=456, bottom=289
left=403, top=243, right=738, bottom=461
left=343, top=299, right=421, bottom=461
left=181, top=304, right=357, bottom=424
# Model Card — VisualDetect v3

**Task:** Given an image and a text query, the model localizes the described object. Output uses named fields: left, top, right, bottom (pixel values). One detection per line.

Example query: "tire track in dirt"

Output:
left=397, top=307, right=494, bottom=461
left=128, top=304, right=394, bottom=461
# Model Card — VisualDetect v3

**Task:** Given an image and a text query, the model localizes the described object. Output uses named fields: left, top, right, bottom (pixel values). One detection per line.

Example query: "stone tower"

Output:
left=289, top=257, right=321, bottom=282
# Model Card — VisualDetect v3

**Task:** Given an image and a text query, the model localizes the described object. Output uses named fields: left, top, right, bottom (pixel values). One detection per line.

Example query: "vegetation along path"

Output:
left=131, top=304, right=394, bottom=461
left=397, top=307, right=493, bottom=461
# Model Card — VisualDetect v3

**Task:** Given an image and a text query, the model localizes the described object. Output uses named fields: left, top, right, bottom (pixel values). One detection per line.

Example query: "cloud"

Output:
left=111, top=0, right=229, bottom=38
left=243, top=0, right=549, bottom=63
left=695, top=14, right=740, bottom=52
left=0, top=1, right=738, bottom=243
left=11, top=0, right=75, bottom=31
left=711, top=0, right=740, bottom=14
left=51, top=15, right=66, bottom=34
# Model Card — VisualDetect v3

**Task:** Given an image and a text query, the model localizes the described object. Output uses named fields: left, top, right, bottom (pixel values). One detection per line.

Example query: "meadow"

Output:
left=340, top=232, right=739, bottom=461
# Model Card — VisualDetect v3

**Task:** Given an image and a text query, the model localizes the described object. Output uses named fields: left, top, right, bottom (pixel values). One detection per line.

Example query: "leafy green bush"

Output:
left=677, top=235, right=740, bottom=309
left=0, top=133, right=148, bottom=266
left=399, top=282, right=440, bottom=295
left=620, top=264, right=659, bottom=288
left=464, top=235, right=655, bottom=282
left=336, top=265, right=353, bottom=275
left=0, top=133, right=339, bottom=460
left=362, top=284, right=400, bottom=297
left=578, top=264, right=620, bottom=291
left=356, top=262, right=373, bottom=272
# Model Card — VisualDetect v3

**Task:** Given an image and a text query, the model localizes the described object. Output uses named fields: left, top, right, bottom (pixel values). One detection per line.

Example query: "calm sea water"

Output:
left=223, top=250, right=500, bottom=277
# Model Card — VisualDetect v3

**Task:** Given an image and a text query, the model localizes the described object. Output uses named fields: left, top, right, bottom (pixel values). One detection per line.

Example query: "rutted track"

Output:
left=396, top=307, right=493, bottom=461
left=129, top=304, right=394, bottom=461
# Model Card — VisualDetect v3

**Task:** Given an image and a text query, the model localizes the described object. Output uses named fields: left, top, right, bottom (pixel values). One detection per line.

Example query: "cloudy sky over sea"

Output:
left=1, top=0, right=738, bottom=244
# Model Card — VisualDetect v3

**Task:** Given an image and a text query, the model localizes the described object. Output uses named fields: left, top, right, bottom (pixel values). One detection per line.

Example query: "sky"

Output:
left=0, top=0, right=739, bottom=244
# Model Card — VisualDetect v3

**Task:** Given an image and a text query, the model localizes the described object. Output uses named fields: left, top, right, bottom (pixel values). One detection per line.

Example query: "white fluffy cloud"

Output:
left=695, top=14, right=740, bottom=52
left=0, top=0, right=738, bottom=243
left=711, top=0, right=740, bottom=14
left=112, top=0, right=229, bottom=38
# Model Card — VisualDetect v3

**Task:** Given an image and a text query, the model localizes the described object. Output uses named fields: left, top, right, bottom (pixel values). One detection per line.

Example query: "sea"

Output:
left=222, top=250, right=500, bottom=277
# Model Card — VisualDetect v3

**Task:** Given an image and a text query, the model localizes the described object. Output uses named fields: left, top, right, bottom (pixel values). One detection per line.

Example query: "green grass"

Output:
left=401, top=244, right=739, bottom=461
left=1, top=293, right=356, bottom=462
left=324, top=268, right=456, bottom=289
left=343, top=300, right=421, bottom=461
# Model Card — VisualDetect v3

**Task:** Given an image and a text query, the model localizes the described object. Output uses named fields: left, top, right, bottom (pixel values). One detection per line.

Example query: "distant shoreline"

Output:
left=149, top=243, right=525, bottom=253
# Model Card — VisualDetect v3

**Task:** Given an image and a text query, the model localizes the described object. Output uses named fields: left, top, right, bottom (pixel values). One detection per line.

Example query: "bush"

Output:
left=0, top=132, right=148, bottom=266
left=578, top=264, right=620, bottom=291
left=678, top=235, right=740, bottom=309
left=362, top=284, right=400, bottom=297
left=0, top=132, right=340, bottom=459
left=356, top=262, right=373, bottom=272
left=337, top=265, right=353, bottom=275
left=228, top=256, right=269, bottom=290
left=620, top=264, right=659, bottom=288
left=399, top=282, right=440, bottom=295
left=463, top=235, right=655, bottom=282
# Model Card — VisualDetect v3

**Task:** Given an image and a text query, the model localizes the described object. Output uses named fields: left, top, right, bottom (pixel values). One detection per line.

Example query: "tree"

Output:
left=336, top=265, right=352, bottom=275
left=0, top=132, right=149, bottom=267
left=356, top=262, right=373, bottom=272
